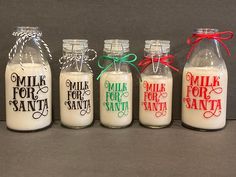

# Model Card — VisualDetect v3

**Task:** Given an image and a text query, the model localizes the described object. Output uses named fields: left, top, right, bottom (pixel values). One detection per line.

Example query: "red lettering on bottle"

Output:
left=183, top=72, right=223, bottom=118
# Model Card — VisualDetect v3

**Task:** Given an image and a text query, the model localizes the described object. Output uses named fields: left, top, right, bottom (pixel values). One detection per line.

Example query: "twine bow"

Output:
left=186, top=31, right=234, bottom=59
left=59, top=49, right=97, bottom=72
left=138, top=55, right=179, bottom=72
left=96, top=53, right=140, bottom=80
left=9, top=31, right=52, bottom=70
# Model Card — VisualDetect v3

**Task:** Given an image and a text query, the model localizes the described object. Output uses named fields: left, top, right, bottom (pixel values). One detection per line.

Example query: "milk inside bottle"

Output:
left=182, top=28, right=232, bottom=130
left=139, top=40, right=176, bottom=128
left=5, top=26, right=52, bottom=131
left=59, top=39, right=96, bottom=129
left=98, top=39, right=136, bottom=128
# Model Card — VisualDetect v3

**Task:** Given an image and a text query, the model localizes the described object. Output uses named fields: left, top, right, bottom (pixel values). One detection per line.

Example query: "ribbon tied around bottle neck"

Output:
left=8, top=31, right=52, bottom=70
left=59, top=49, right=97, bottom=72
left=138, top=55, right=179, bottom=73
left=96, top=53, right=141, bottom=80
left=186, top=31, right=234, bottom=59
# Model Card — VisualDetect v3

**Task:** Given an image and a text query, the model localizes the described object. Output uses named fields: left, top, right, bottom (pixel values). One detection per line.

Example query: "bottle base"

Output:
left=100, top=122, right=132, bottom=129
left=61, top=122, right=93, bottom=129
left=139, top=122, right=171, bottom=129
left=182, top=122, right=226, bottom=132
left=7, top=123, right=52, bottom=133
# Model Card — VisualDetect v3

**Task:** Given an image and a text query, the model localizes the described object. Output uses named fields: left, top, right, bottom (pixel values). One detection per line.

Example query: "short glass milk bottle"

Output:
left=98, top=39, right=135, bottom=128
left=182, top=28, right=231, bottom=131
left=59, top=39, right=96, bottom=129
left=139, top=40, right=175, bottom=128
left=5, top=26, right=52, bottom=131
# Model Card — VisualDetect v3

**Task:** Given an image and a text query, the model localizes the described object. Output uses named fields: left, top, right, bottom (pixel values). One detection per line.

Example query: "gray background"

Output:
left=0, top=0, right=236, bottom=121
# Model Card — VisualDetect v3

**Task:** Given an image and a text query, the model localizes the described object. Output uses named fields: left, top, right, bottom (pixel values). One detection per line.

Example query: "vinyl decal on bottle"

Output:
left=183, top=72, right=223, bottom=118
left=142, top=81, right=167, bottom=117
left=103, top=80, right=129, bottom=118
left=64, top=79, right=91, bottom=116
left=8, top=73, right=49, bottom=119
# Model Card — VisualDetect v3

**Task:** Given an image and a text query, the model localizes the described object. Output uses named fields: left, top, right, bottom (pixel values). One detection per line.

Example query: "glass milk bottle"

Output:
left=139, top=40, right=174, bottom=128
left=182, top=28, right=231, bottom=131
left=5, top=26, right=52, bottom=131
left=98, top=39, right=134, bottom=128
left=59, top=39, right=96, bottom=129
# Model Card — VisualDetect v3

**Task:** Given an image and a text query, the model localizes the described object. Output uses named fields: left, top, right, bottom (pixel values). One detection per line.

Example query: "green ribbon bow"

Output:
left=96, top=53, right=141, bottom=80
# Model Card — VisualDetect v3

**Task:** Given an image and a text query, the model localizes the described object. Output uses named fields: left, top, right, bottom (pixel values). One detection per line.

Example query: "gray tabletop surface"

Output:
left=0, top=120, right=236, bottom=177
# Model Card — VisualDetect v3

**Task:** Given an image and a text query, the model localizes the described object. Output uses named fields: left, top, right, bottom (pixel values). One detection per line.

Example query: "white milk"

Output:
left=100, top=71, right=133, bottom=127
left=60, top=72, right=93, bottom=128
left=139, top=74, right=173, bottom=127
left=182, top=67, right=228, bottom=129
left=5, top=63, right=52, bottom=131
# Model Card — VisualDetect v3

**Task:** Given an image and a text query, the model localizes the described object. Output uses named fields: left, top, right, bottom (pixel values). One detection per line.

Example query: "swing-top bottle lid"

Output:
left=63, top=39, right=88, bottom=53
left=145, top=40, right=170, bottom=54
left=104, top=39, right=129, bottom=54
left=16, top=26, right=41, bottom=35
left=194, top=28, right=219, bottom=34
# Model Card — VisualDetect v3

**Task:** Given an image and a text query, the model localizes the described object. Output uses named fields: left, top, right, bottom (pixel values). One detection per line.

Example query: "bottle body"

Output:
left=5, top=63, right=52, bottom=131
left=182, top=28, right=228, bottom=130
left=182, top=65, right=228, bottom=130
left=60, top=71, right=93, bottom=128
left=5, top=27, right=52, bottom=131
left=100, top=71, right=132, bottom=128
left=139, top=70, right=173, bottom=128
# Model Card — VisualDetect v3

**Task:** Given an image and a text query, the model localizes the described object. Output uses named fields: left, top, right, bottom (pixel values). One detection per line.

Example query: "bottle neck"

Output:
left=12, top=35, right=48, bottom=64
left=191, top=38, right=222, bottom=59
left=187, top=37, right=227, bottom=68
left=64, top=51, right=85, bottom=56
left=62, top=50, right=88, bottom=72
left=145, top=51, right=169, bottom=58
left=104, top=51, right=129, bottom=72
left=105, top=50, right=128, bottom=57
left=142, top=51, right=171, bottom=75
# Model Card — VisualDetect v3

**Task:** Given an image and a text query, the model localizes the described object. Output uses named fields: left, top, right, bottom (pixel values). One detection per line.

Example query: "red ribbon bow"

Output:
left=186, top=31, right=234, bottom=59
left=138, top=55, right=179, bottom=72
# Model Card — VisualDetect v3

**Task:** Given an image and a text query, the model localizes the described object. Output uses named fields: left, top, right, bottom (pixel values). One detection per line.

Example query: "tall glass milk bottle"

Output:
left=139, top=40, right=173, bottom=128
left=99, top=40, right=133, bottom=128
left=5, top=26, right=52, bottom=131
left=182, top=28, right=230, bottom=131
left=59, top=39, right=96, bottom=129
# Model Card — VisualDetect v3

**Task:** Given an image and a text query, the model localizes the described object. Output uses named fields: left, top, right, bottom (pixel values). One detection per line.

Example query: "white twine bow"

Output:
left=8, top=31, right=52, bottom=70
left=59, top=49, right=97, bottom=72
